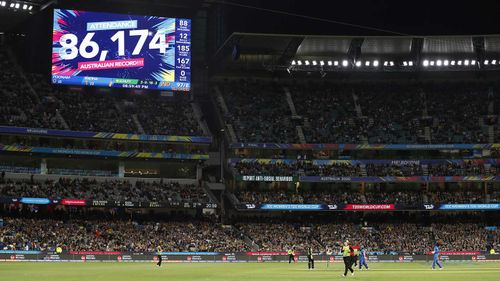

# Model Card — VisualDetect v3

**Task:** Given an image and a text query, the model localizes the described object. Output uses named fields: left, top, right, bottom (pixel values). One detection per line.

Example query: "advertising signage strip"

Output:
left=260, top=204, right=323, bottom=210
left=240, top=175, right=296, bottom=182
left=230, top=143, right=500, bottom=150
left=439, top=204, right=500, bottom=210
left=1, top=252, right=499, bottom=263
left=344, top=204, right=396, bottom=210
left=61, top=199, right=87, bottom=206
left=238, top=175, right=500, bottom=183
left=0, top=126, right=212, bottom=144
left=0, top=197, right=217, bottom=209
left=236, top=203, right=500, bottom=211
left=0, top=144, right=208, bottom=160
left=19, top=197, right=51, bottom=205
left=230, top=158, right=500, bottom=165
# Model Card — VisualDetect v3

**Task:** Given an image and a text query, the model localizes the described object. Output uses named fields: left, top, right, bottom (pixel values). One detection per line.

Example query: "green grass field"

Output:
left=1, top=262, right=499, bottom=281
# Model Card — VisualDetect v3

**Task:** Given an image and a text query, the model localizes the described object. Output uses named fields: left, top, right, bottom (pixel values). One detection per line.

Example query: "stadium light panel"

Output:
left=355, top=61, right=362, bottom=67
left=10, top=3, right=14, bottom=7
left=492, top=60, right=497, bottom=65
left=29, top=5, right=33, bottom=10
left=1, top=1, right=5, bottom=7
left=423, top=60, right=429, bottom=67
left=390, top=61, right=394, bottom=66
left=365, top=61, right=370, bottom=66
left=334, top=60, right=339, bottom=66
left=383, top=61, right=388, bottom=66
left=320, top=60, right=325, bottom=66
left=312, top=60, right=317, bottom=66
left=342, top=60, right=348, bottom=67
left=373, top=60, right=379, bottom=67
left=443, top=60, right=449, bottom=66
left=436, top=60, right=442, bottom=66
left=457, top=60, right=463, bottom=65
left=22, top=4, right=27, bottom=9
left=403, top=61, right=408, bottom=66
left=15, top=3, right=19, bottom=8
left=484, top=60, right=489, bottom=65
left=327, top=60, right=332, bottom=66
left=291, top=60, right=296, bottom=65
left=471, top=60, right=476, bottom=65
left=305, top=60, right=310, bottom=65
left=408, top=61, right=413, bottom=66
left=451, top=60, right=456, bottom=65
left=430, top=61, right=435, bottom=66
left=464, top=59, right=469, bottom=66
left=297, top=60, right=302, bottom=65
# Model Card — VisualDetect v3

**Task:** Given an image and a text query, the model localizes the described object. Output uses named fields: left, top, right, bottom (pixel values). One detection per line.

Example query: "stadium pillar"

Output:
left=118, top=162, right=125, bottom=178
left=40, top=158, right=47, bottom=175
left=220, top=128, right=225, bottom=183
left=196, top=164, right=202, bottom=181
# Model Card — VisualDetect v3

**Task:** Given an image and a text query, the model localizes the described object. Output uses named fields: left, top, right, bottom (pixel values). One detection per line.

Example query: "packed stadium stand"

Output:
left=230, top=160, right=499, bottom=177
left=1, top=47, right=205, bottom=136
left=218, top=80, right=499, bottom=144
left=0, top=215, right=249, bottom=252
left=0, top=178, right=212, bottom=204
left=1, top=6, right=500, bottom=264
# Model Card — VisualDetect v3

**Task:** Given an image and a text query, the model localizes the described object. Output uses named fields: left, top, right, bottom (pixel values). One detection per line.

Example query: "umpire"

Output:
left=307, top=246, right=314, bottom=270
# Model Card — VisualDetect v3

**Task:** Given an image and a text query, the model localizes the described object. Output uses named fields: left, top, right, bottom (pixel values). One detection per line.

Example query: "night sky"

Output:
left=221, top=0, right=500, bottom=36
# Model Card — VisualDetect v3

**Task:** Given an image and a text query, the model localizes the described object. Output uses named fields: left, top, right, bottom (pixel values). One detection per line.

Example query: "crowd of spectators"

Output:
left=291, top=82, right=362, bottom=143
left=218, top=80, right=499, bottom=143
left=237, top=223, right=321, bottom=252
left=428, top=162, right=488, bottom=176
left=376, top=223, right=433, bottom=254
left=0, top=213, right=496, bottom=253
left=0, top=50, right=63, bottom=130
left=0, top=217, right=248, bottom=252
left=238, top=222, right=493, bottom=253
left=0, top=178, right=211, bottom=204
left=219, top=80, right=299, bottom=143
left=130, top=94, right=203, bottom=136
left=237, top=190, right=363, bottom=204
left=425, top=84, right=490, bottom=143
left=365, top=163, right=423, bottom=176
left=0, top=47, right=205, bottom=136
left=364, top=191, right=423, bottom=204
left=427, top=191, right=486, bottom=204
left=355, top=84, right=424, bottom=143
left=231, top=161, right=495, bottom=177
left=304, top=163, right=363, bottom=176
left=30, top=74, right=204, bottom=136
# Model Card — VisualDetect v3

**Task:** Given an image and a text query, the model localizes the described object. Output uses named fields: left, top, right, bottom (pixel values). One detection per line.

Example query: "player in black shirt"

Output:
left=307, top=246, right=314, bottom=270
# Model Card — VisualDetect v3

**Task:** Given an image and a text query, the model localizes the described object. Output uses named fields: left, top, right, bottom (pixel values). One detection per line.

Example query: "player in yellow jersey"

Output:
left=342, top=240, right=354, bottom=277
left=156, top=245, right=163, bottom=267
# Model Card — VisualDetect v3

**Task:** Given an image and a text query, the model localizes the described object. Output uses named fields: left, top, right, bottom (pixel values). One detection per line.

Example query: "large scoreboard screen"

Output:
left=52, top=9, right=191, bottom=91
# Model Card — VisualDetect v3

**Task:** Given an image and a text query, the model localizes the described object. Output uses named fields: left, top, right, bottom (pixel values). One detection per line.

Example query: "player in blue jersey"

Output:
left=432, top=240, right=443, bottom=270
left=358, top=246, right=369, bottom=270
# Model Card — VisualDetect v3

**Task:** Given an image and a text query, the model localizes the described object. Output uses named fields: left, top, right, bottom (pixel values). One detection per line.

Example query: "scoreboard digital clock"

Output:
left=52, top=9, right=191, bottom=91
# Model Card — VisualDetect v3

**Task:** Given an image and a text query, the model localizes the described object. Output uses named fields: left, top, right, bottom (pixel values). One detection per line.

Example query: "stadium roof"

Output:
left=212, top=32, right=500, bottom=72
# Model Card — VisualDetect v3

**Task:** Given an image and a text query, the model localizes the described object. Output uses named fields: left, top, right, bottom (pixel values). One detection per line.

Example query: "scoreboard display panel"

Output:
left=52, top=9, right=191, bottom=91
